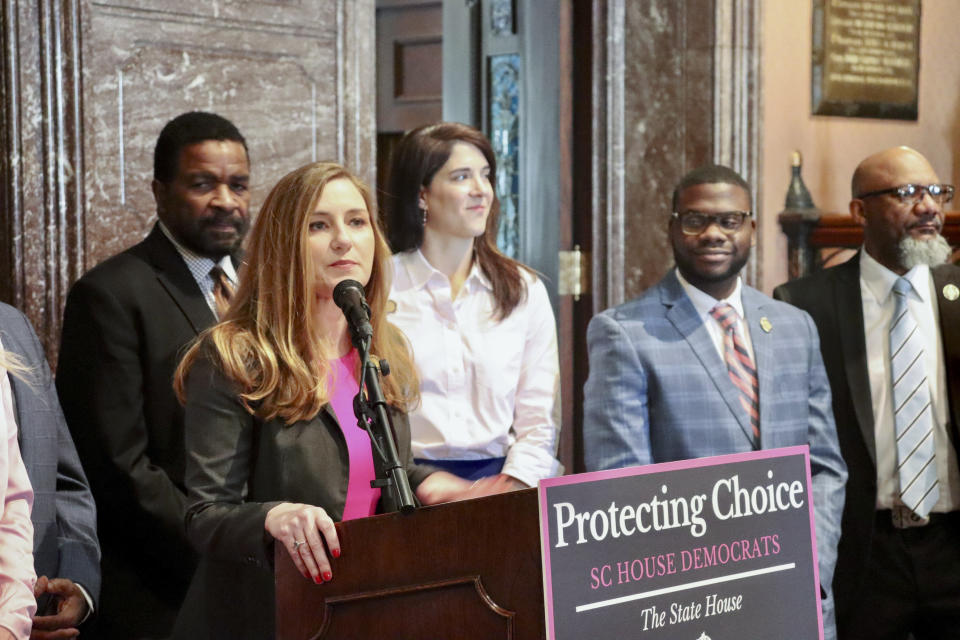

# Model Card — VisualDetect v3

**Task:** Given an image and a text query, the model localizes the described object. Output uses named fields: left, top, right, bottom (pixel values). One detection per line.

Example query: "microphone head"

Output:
left=332, top=279, right=366, bottom=309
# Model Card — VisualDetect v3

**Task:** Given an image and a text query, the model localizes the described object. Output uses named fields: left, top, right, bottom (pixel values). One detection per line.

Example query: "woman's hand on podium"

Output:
left=467, top=473, right=529, bottom=497
left=416, top=471, right=530, bottom=504
left=415, top=471, right=473, bottom=505
left=265, top=502, right=341, bottom=585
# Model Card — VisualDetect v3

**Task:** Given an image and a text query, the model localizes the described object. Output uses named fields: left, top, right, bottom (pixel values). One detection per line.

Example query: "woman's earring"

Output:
left=421, top=207, right=428, bottom=225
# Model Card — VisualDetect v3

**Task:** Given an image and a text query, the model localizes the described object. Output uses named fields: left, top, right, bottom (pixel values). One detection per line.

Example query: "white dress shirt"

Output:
left=389, top=250, right=562, bottom=487
left=675, top=270, right=756, bottom=364
left=859, top=250, right=960, bottom=512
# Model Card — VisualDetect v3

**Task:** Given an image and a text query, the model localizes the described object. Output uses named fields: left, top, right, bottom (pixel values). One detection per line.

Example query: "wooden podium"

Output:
left=275, top=488, right=546, bottom=639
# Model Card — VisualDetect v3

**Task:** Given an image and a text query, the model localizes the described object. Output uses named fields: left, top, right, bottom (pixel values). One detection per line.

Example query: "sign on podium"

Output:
left=538, top=446, right=824, bottom=639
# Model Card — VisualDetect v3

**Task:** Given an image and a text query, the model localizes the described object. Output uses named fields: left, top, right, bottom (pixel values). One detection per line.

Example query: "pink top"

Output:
left=328, top=351, right=380, bottom=521
left=0, top=358, right=36, bottom=640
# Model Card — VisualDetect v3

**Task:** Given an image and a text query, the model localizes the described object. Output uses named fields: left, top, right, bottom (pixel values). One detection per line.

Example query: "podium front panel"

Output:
left=276, top=488, right=545, bottom=639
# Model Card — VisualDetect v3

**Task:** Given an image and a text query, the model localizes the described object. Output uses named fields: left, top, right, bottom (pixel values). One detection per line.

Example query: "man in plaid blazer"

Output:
left=583, top=165, right=847, bottom=639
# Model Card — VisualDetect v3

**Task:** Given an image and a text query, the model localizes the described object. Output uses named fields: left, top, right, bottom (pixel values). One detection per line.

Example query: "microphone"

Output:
left=333, top=279, right=373, bottom=342
left=335, top=279, right=416, bottom=512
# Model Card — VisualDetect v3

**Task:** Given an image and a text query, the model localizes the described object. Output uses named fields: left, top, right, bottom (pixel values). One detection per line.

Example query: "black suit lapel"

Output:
left=932, top=264, right=960, bottom=459
left=142, top=225, right=216, bottom=334
left=835, top=256, right=877, bottom=463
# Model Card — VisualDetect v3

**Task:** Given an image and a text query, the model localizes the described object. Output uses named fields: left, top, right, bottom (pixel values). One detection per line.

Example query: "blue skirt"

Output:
left=414, top=457, right=506, bottom=481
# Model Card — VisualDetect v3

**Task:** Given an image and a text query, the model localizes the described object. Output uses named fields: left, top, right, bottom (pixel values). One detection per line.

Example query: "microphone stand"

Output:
left=350, top=329, right=417, bottom=514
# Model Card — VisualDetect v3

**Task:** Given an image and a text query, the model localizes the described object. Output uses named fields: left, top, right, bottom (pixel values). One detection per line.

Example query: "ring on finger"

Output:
left=293, top=540, right=305, bottom=551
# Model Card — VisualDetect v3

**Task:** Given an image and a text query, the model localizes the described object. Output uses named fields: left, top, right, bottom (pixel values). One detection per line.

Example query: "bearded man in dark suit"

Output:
left=776, top=146, right=960, bottom=639
left=56, top=111, right=251, bottom=639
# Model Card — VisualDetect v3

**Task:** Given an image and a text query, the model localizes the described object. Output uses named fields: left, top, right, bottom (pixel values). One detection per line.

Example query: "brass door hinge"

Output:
left=558, top=245, right=590, bottom=301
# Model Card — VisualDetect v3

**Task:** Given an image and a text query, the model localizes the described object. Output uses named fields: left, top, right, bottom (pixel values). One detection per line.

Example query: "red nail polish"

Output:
left=314, top=575, right=322, bottom=584
left=323, top=571, right=332, bottom=581
left=332, top=548, right=341, bottom=558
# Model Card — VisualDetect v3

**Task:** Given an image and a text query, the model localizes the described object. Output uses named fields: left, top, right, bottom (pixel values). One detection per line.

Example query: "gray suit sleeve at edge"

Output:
left=1, top=305, right=101, bottom=604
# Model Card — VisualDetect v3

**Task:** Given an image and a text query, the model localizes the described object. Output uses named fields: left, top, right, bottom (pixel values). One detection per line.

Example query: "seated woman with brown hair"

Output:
left=171, top=162, right=469, bottom=639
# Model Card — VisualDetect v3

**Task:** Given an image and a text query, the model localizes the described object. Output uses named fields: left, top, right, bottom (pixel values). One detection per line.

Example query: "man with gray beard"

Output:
left=775, top=146, right=960, bottom=639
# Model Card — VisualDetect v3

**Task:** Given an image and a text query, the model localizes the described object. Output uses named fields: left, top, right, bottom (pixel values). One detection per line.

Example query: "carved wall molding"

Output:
left=585, top=0, right=763, bottom=311
left=0, top=0, right=24, bottom=310
left=587, top=0, right=626, bottom=313
left=0, top=0, right=85, bottom=356
left=338, top=0, right=377, bottom=188
left=713, top=0, right=762, bottom=285
left=90, top=2, right=323, bottom=35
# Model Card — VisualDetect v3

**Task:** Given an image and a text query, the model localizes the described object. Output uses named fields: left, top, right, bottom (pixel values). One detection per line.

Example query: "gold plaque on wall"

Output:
left=812, top=0, right=921, bottom=120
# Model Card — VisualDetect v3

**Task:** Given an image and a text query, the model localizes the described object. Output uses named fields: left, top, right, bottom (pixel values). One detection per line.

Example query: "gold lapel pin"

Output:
left=759, top=317, right=773, bottom=333
left=943, top=284, right=959, bottom=301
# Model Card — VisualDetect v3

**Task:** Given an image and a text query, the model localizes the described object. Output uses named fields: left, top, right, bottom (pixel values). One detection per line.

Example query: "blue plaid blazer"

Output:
left=583, top=269, right=846, bottom=639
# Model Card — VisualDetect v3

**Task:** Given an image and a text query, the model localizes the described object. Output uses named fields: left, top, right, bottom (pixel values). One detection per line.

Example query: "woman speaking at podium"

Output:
left=171, top=162, right=470, bottom=639
left=384, top=122, right=561, bottom=493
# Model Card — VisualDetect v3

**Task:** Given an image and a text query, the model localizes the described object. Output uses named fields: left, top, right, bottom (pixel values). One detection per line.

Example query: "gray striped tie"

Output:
left=890, top=277, right=939, bottom=518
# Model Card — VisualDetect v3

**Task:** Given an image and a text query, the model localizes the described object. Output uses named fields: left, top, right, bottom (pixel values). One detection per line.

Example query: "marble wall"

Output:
left=2, top=0, right=763, bottom=364
left=0, top=0, right=376, bottom=360
left=587, top=0, right=760, bottom=311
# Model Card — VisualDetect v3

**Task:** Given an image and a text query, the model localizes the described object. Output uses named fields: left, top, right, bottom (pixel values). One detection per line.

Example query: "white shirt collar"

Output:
left=400, top=248, right=491, bottom=293
left=859, top=249, right=929, bottom=305
left=675, top=268, right=747, bottom=319
left=158, top=221, right=238, bottom=283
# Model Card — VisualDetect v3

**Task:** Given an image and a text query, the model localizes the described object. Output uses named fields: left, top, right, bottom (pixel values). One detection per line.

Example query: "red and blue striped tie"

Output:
left=710, top=303, right=760, bottom=445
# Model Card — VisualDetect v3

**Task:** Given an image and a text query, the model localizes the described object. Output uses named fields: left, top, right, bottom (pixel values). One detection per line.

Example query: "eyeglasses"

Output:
left=671, top=210, right=752, bottom=235
left=855, top=183, right=955, bottom=206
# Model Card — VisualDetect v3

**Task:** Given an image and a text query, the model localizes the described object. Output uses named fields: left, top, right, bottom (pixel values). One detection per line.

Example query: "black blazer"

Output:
left=774, top=256, right=960, bottom=632
left=56, top=224, right=234, bottom=638
left=172, top=353, right=433, bottom=640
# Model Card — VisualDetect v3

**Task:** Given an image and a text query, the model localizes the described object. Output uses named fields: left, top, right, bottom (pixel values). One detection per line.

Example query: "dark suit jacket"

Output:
left=0, top=303, right=100, bottom=611
left=56, top=224, right=233, bottom=638
left=172, top=353, right=434, bottom=640
left=774, top=256, right=960, bottom=632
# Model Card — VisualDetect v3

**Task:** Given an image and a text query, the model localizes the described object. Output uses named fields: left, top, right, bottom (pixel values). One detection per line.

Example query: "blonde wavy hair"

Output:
left=0, top=351, right=29, bottom=382
left=174, top=162, right=419, bottom=423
